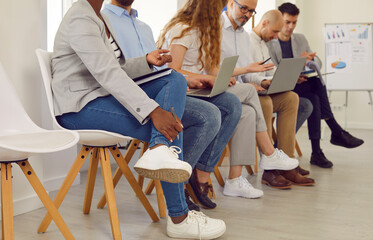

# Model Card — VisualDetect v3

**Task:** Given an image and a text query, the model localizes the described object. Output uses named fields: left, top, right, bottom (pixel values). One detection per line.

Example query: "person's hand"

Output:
left=246, top=62, right=274, bottom=73
left=249, top=83, right=266, bottom=92
left=297, top=75, right=308, bottom=84
left=186, top=75, right=214, bottom=89
left=149, top=107, right=183, bottom=142
left=146, top=49, right=172, bottom=66
left=261, top=79, right=272, bottom=89
left=229, top=77, right=236, bottom=87
left=301, top=51, right=317, bottom=62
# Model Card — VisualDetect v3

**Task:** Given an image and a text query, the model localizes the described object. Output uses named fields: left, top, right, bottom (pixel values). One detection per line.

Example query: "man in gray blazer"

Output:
left=266, top=2, right=364, bottom=168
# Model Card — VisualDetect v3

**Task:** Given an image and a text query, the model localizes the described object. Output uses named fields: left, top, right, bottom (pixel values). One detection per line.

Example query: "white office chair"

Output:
left=35, top=49, right=159, bottom=240
left=0, top=63, right=79, bottom=239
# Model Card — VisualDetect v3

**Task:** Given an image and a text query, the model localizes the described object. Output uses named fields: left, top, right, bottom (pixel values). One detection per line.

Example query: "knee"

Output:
left=299, top=97, right=313, bottom=116
left=200, top=104, right=221, bottom=136
left=241, top=105, right=255, bottom=122
left=170, top=71, right=187, bottom=93
left=285, top=91, right=299, bottom=107
left=227, top=92, right=242, bottom=123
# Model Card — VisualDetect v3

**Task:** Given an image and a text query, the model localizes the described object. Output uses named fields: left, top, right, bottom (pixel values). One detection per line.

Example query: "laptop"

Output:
left=187, top=55, right=239, bottom=97
left=258, top=57, right=307, bottom=96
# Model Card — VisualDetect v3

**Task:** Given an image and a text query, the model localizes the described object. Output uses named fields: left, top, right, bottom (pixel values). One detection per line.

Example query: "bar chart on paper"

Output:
left=324, top=23, right=373, bottom=91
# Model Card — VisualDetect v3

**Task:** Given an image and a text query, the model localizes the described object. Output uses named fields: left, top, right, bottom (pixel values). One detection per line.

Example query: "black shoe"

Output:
left=330, top=130, right=364, bottom=148
left=188, top=169, right=217, bottom=209
left=310, top=150, right=333, bottom=168
left=184, top=189, right=200, bottom=211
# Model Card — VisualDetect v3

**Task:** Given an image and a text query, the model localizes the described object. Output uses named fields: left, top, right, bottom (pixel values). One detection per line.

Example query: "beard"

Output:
left=232, top=7, right=248, bottom=27
left=117, top=0, right=134, bottom=7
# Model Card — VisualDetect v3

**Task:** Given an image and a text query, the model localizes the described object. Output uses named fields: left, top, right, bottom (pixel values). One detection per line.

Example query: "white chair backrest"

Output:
left=0, top=63, right=40, bottom=135
left=35, top=49, right=64, bottom=130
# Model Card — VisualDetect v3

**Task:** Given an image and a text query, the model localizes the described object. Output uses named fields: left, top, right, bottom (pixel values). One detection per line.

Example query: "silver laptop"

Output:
left=258, top=57, right=307, bottom=96
left=187, top=55, right=239, bottom=97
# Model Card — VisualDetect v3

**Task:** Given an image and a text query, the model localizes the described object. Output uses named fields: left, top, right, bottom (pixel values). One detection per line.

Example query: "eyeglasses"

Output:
left=233, top=0, right=257, bottom=15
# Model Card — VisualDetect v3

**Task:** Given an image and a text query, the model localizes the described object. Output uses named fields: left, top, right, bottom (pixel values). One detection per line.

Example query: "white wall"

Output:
left=293, top=0, right=373, bottom=129
left=0, top=0, right=78, bottom=217
left=132, top=0, right=178, bottom=41
left=0, top=0, right=45, bottom=216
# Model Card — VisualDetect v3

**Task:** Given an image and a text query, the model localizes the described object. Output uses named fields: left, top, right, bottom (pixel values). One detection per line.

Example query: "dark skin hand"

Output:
left=146, top=50, right=172, bottom=66
left=149, top=107, right=183, bottom=142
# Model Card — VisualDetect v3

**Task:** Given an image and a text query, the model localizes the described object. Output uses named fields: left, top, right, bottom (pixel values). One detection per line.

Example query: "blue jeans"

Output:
left=296, top=97, right=313, bottom=132
left=183, top=93, right=242, bottom=172
left=57, top=71, right=189, bottom=217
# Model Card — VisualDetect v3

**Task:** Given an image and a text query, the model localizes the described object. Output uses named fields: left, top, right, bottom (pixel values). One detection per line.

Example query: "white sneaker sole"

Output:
left=223, top=190, right=263, bottom=199
left=259, top=161, right=299, bottom=170
left=167, top=224, right=226, bottom=239
left=134, top=167, right=191, bottom=183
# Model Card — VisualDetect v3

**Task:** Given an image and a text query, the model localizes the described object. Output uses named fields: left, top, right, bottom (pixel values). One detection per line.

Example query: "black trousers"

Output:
left=293, top=77, right=334, bottom=140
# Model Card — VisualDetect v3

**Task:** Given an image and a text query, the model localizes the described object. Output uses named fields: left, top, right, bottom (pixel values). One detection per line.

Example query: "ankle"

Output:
left=263, top=148, right=275, bottom=157
left=195, top=169, right=209, bottom=183
left=171, top=213, right=188, bottom=224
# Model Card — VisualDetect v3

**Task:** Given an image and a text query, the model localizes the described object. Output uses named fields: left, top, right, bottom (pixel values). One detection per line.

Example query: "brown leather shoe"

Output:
left=296, top=166, right=310, bottom=176
left=188, top=169, right=216, bottom=209
left=261, top=170, right=292, bottom=189
left=279, top=169, right=315, bottom=186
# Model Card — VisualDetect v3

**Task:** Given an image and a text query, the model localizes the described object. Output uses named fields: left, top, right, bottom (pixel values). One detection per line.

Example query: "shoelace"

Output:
left=168, top=146, right=182, bottom=158
left=186, top=210, right=208, bottom=240
left=276, top=149, right=289, bottom=161
left=238, top=176, right=254, bottom=189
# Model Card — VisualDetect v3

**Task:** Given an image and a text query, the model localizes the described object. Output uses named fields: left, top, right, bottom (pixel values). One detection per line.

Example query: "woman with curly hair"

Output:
left=158, top=0, right=299, bottom=203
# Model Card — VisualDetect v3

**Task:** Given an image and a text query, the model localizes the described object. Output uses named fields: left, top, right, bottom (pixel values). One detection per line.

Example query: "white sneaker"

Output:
left=259, top=148, right=299, bottom=170
left=223, top=176, right=263, bottom=199
left=134, top=145, right=192, bottom=183
left=167, top=210, right=226, bottom=239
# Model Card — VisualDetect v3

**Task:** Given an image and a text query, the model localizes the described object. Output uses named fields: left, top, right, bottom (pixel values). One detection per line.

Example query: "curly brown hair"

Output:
left=157, top=0, right=227, bottom=72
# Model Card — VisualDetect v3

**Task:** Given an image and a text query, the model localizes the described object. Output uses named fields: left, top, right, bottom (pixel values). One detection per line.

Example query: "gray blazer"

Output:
left=52, top=0, right=157, bottom=124
left=266, top=33, right=322, bottom=69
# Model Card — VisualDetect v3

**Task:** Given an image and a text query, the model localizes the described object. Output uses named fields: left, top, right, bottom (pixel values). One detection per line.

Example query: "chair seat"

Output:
left=0, top=130, right=78, bottom=161
left=77, top=130, right=132, bottom=147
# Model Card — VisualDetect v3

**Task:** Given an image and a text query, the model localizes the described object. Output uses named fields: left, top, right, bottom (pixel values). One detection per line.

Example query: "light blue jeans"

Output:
left=183, top=93, right=242, bottom=172
left=57, top=71, right=189, bottom=217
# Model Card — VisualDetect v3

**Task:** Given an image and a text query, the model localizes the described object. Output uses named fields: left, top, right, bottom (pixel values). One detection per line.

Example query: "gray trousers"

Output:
left=226, top=83, right=267, bottom=166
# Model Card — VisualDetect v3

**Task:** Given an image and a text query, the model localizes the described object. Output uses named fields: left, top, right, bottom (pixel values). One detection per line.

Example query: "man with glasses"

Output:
left=267, top=2, right=364, bottom=169
left=221, top=0, right=316, bottom=191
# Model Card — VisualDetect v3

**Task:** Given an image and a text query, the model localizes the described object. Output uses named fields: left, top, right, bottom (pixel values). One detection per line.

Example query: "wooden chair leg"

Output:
left=245, top=165, right=254, bottom=175
left=137, top=142, right=148, bottom=189
left=154, top=180, right=167, bottom=218
left=109, top=147, right=159, bottom=222
left=83, top=148, right=99, bottom=214
left=38, top=146, right=92, bottom=233
left=18, top=161, right=74, bottom=239
left=295, top=139, right=303, bottom=157
left=1, top=163, right=14, bottom=240
left=97, top=140, right=141, bottom=208
left=214, top=146, right=227, bottom=187
left=145, top=180, right=156, bottom=195
left=99, top=148, right=122, bottom=240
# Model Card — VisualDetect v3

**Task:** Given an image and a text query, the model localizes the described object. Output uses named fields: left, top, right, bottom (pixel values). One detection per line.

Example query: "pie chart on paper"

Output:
left=331, top=61, right=346, bottom=69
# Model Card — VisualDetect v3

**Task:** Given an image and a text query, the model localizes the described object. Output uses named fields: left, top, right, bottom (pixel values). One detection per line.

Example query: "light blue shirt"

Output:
left=101, top=4, right=157, bottom=59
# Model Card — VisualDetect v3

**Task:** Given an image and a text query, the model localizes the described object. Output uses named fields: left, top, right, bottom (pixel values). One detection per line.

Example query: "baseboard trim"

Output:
left=2, top=173, right=81, bottom=218
left=12, top=194, right=45, bottom=217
